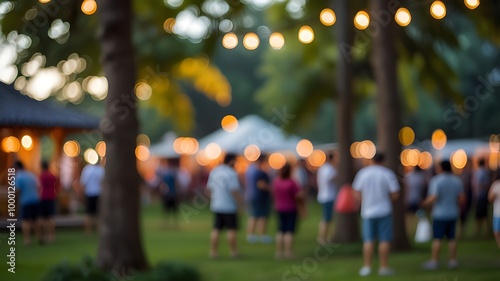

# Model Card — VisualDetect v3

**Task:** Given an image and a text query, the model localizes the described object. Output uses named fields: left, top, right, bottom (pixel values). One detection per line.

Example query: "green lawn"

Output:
left=1, top=202, right=498, bottom=281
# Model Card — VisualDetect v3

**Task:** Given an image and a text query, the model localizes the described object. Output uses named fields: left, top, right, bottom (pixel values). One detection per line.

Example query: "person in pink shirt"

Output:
left=39, top=161, right=58, bottom=243
left=273, top=163, right=303, bottom=259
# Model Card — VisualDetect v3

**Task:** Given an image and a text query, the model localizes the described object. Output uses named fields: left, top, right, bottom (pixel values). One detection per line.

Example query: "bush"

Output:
left=41, top=256, right=111, bottom=281
left=138, top=261, right=201, bottom=281
left=41, top=258, right=201, bottom=281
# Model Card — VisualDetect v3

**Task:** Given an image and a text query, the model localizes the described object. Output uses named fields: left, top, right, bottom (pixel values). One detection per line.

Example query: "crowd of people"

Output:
left=11, top=148, right=500, bottom=277
left=12, top=157, right=105, bottom=245
left=194, top=152, right=500, bottom=276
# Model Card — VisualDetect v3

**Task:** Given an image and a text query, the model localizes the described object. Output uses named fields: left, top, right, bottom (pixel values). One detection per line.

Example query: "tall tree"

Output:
left=95, top=0, right=148, bottom=272
left=370, top=0, right=410, bottom=250
left=331, top=0, right=359, bottom=243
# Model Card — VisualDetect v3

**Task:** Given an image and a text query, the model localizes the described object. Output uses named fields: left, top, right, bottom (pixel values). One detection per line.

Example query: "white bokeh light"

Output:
left=26, top=67, right=65, bottom=100
left=164, top=0, right=183, bottom=8
left=202, top=0, right=229, bottom=18
left=173, top=10, right=211, bottom=42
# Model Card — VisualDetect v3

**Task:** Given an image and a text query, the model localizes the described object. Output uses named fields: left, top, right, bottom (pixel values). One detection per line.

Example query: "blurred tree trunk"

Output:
left=370, top=0, right=411, bottom=250
left=96, top=0, right=149, bottom=273
left=331, top=0, right=360, bottom=243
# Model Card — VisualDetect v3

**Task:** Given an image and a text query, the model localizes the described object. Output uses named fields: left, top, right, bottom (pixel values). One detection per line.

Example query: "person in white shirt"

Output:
left=353, top=153, right=400, bottom=277
left=488, top=177, right=500, bottom=248
left=316, top=152, right=337, bottom=244
left=206, top=153, right=243, bottom=258
left=80, top=158, right=105, bottom=234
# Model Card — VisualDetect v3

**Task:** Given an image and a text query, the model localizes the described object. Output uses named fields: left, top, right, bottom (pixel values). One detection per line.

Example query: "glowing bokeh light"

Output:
left=430, top=1, right=446, bottom=20
left=350, top=142, right=362, bottom=159
left=268, top=152, right=286, bottom=170
left=308, top=150, right=326, bottom=167
left=395, top=8, right=411, bottom=27
left=95, top=141, right=106, bottom=157
left=180, top=137, right=199, bottom=155
left=354, top=11, right=370, bottom=30
left=135, top=145, right=150, bottom=162
left=21, top=135, right=33, bottom=150
left=1, top=136, right=20, bottom=153
left=222, top=33, right=238, bottom=49
left=81, top=0, right=97, bottom=15
left=63, top=140, right=80, bottom=157
left=320, top=8, right=336, bottom=26
left=298, top=26, right=314, bottom=44
left=221, top=115, right=238, bottom=132
left=84, top=148, right=99, bottom=164
left=431, top=129, right=447, bottom=150
left=464, top=0, right=480, bottom=10
left=163, top=18, right=176, bottom=33
left=399, top=126, right=415, bottom=146
left=407, top=149, right=420, bottom=167
left=418, top=151, right=433, bottom=170
left=135, top=82, right=153, bottom=101
left=244, top=145, right=261, bottom=162
left=243, top=33, right=260, bottom=50
left=359, top=140, right=376, bottom=159
left=451, top=149, right=467, bottom=169
left=269, top=32, right=285, bottom=50
left=205, top=142, right=222, bottom=160
left=296, top=139, right=314, bottom=158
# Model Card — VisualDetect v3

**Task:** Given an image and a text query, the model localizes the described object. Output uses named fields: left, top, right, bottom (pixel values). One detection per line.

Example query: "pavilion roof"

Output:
left=0, top=82, right=100, bottom=130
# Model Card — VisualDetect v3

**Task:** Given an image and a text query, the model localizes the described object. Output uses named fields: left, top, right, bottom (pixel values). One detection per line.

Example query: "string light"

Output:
left=243, top=33, right=260, bottom=50
left=298, top=26, right=314, bottom=44
left=430, top=1, right=446, bottom=20
left=395, top=8, right=412, bottom=27
left=464, top=0, right=480, bottom=10
left=320, top=8, right=336, bottom=26
left=269, top=32, right=285, bottom=50
left=354, top=11, right=370, bottom=30
left=222, top=33, right=238, bottom=49
left=81, top=0, right=97, bottom=15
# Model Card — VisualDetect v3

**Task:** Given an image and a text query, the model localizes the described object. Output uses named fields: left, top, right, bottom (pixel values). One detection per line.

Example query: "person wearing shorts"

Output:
left=422, top=160, right=465, bottom=270
left=273, top=163, right=302, bottom=259
left=39, top=161, right=58, bottom=243
left=488, top=178, right=500, bottom=248
left=14, top=161, right=41, bottom=245
left=245, top=154, right=272, bottom=244
left=80, top=158, right=105, bottom=234
left=207, top=153, right=242, bottom=258
left=316, top=152, right=337, bottom=244
left=353, top=153, right=400, bottom=277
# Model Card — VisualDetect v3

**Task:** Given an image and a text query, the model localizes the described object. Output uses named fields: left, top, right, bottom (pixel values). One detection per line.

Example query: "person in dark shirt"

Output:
left=157, top=158, right=179, bottom=228
left=245, top=154, right=272, bottom=244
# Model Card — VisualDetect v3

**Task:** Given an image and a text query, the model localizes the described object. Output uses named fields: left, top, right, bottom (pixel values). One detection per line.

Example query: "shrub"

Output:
left=138, top=261, right=201, bottom=281
left=41, top=256, right=111, bottom=281
left=41, top=258, right=201, bottom=281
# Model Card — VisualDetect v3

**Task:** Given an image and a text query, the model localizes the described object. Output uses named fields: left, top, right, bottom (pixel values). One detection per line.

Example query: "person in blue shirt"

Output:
left=14, top=161, right=41, bottom=245
left=245, top=154, right=272, bottom=244
left=156, top=158, right=179, bottom=228
left=422, top=160, right=465, bottom=270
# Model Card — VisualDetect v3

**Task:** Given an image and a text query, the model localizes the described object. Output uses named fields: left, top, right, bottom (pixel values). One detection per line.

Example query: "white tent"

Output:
left=198, top=115, right=302, bottom=154
left=149, top=131, right=181, bottom=158
left=432, top=139, right=490, bottom=159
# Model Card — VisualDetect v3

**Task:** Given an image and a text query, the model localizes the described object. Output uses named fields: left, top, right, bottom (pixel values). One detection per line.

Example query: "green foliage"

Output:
left=40, top=256, right=202, bottom=281
left=40, top=256, right=112, bottom=281
left=137, top=261, right=201, bottom=281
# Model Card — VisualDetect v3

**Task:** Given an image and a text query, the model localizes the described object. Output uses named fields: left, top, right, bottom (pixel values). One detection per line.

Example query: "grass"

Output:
left=0, top=201, right=498, bottom=281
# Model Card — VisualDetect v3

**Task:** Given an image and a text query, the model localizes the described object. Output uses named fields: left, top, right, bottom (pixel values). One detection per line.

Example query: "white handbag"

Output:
left=415, top=211, right=432, bottom=243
